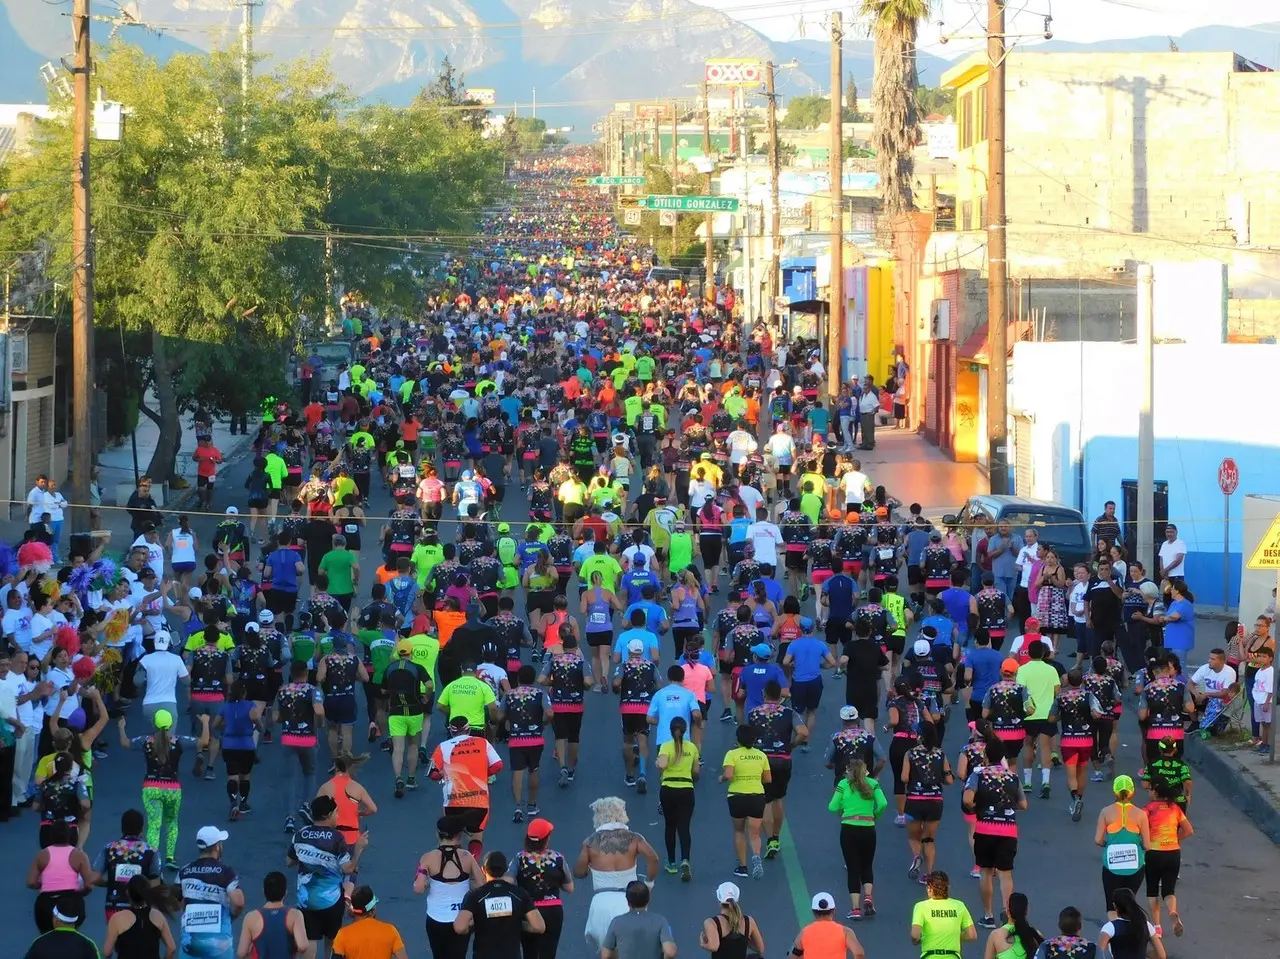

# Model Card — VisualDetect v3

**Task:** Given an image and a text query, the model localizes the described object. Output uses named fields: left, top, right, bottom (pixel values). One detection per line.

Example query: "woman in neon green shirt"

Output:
left=656, top=715, right=700, bottom=879
left=828, top=759, right=888, bottom=920
left=981, top=893, right=1042, bottom=959
left=720, top=724, right=771, bottom=881
left=911, top=871, right=977, bottom=958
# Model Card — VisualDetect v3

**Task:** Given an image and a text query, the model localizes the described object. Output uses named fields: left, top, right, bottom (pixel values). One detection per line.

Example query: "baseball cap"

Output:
left=1113, top=774, right=1136, bottom=796
left=196, top=826, right=229, bottom=849
left=1024, top=616, right=1041, bottom=630
left=913, top=638, right=931, bottom=656
left=716, top=881, right=741, bottom=904
left=627, top=638, right=644, bottom=653
left=395, top=639, right=414, bottom=657
left=257, top=609, right=275, bottom=624
left=1001, top=657, right=1020, bottom=674
left=448, top=715, right=471, bottom=733
left=750, top=642, right=771, bottom=658
left=244, top=622, right=260, bottom=634
left=526, top=818, right=555, bottom=842
left=187, top=587, right=203, bottom=601
left=632, top=553, right=646, bottom=566
left=152, top=632, right=172, bottom=652
left=811, top=892, right=837, bottom=912
left=497, top=522, right=511, bottom=533
left=800, top=616, right=814, bottom=631
left=224, top=506, right=239, bottom=515
left=153, top=708, right=174, bottom=730
left=839, top=705, right=859, bottom=721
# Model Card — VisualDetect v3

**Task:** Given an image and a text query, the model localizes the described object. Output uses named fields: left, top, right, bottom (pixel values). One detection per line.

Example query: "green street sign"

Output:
left=638, top=194, right=740, bottom=212
left=588, top=175, right=646, bottom=186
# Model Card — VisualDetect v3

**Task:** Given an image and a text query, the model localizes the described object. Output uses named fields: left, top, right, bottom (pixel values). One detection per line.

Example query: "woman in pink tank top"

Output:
left=27, top=820, right=96, bottom=932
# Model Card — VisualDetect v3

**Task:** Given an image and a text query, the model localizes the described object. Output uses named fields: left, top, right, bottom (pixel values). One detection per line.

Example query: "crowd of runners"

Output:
left=3, top=149, right=1213, bottom=959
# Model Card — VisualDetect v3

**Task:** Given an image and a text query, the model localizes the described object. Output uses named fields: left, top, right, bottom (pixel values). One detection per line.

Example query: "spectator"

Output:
left=1157, top=525, right=1187, bottom=580
left=1091, top=502, right=1121, bottom=551
left=24, top=475, right=50, bottom=527
left=601, top=880, right=676, bottom=959
left=1189, top=648, right=1236, bottom=716
left=1251, top=647, right=1274, bottom=754
left=125, top=478, right=162, bottom=540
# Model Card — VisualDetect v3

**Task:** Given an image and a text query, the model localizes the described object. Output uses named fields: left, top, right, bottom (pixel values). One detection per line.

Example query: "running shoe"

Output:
left=92, top=747, right=108, bottom=760
left=229, top=800, right=240, bottom=822
left=847, top=908, right=863, bottom=921
left=720, top=708, right=734, bottom=723
left=367, top=722, right=379, bottom=743
left=1070, top=797, right=1083, bottom=822
left=907, top=854, right=922, bottom=881
left=394, top=779, right=405, bottom=799
left=193, top=757, right=206, bottom=779
left=750, top=856, right=764, bottom=880
left=969, top=865, right=981, bottom=879
left=380, top=739, right=392, bottom=754
left=526, top=804, right=540, bottom=816
left=894, top=813, right=906, bottom=827
left=419, top=745, right=430, bottom=765
left=238, top=800, right=252, bottom=816
left=665, top=861, right=678, bottom=875
left=1022, top=780, right=1032, bottom=793
left=284, top=816, right=296, bottom=834
left=863, top=897, right=875, bottom=918
left=406, top=776, right=419, bottom=791
left=978, top=915, right=998, bottom=929
left=918, top=874, right=929, bottom=885
left=798, top=743, right=810, bottom=754
left=1089, top=770, right=1107, bottom=783
left=567, top=768, right=576, bottom=783
left=636, top=776, right=647, bottom=795
left=680, top=861, right=692, bottom=882
left=298, top=801, right=313, bottom=825
left=262, top=729, right=273, bottom=744
left=1051, top=751, right=1062, bottom=767
left=733, top=865, right=749, bottom=879
left=1171, top=913, right=1184, bottom=937
left=1039, top=783, right=1051, bottom=800
left=765, top=838, right=781, bottom=859
left=624, top=775, right=637, bottom=788
left=163, top=859, right=179, bottom=873
left=558, top=767, right=570, bottom=788
left=204, top=768, right=216, bottom=782
left=513, top=808, right=525, bottom=824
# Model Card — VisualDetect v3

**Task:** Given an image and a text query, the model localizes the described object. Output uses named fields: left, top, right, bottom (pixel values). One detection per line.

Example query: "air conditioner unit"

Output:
left=928, top=299, right=951, bottom=341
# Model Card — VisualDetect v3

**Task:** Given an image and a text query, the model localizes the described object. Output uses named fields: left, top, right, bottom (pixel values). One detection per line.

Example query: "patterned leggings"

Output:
left=141, top=785, right=182, bottom=861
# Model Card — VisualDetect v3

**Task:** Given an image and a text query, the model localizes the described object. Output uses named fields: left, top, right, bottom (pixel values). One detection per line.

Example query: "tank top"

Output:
left=543, top=611, right=567, bottom=650
left=1103, top=803, right=1145, bottom=876
left=115, top=905, right=163, bottom=959
left=585, top=589, right=612, bottom=634
left=798, top=919, right=847, bottom=959
left=710, top=914, right=752, bottom=959
left=673, top=591, right=700, bottom=628
left=41, top=845, right=81, bottom=892
left=425, top=845, right=471, bottom=922
left=251, top=906, right=296, bottom=959
left=171, top=531, right=197, bottom=565
left=329, top=775, right=361, bottom=844
left=994, top=925, right=1030, bottom=959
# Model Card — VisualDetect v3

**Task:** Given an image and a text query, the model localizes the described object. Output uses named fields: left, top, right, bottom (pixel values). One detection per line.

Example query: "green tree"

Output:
left=860, top=0, right=932, bottom=217
left=413, top=55, right=486, bottom=133
left=783, top=94, right=831, bottom=130
left=916, top=85, right=956, bottom=118
left=504, top=117, right=567, bottom=154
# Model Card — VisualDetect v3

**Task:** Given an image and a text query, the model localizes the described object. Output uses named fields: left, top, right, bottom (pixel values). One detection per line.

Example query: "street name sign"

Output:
left=638, top=195, right=739, bottom=212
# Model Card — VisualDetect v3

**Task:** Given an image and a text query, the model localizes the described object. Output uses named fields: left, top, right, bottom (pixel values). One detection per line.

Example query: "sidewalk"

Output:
left=856, top=426, right=985, bottom=515
left=1186, top=734, right=1280, bottom=844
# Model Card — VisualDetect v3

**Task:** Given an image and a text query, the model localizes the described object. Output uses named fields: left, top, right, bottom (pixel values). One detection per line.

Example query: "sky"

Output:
left=696, top=0, right=1280, bottom=58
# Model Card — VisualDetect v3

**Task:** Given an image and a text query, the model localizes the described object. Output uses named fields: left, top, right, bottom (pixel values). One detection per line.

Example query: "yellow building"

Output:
left=940, top=55, right=990, bottom=234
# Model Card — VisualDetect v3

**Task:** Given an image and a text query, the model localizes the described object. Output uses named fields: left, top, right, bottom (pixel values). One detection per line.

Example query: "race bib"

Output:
left=588, top=611, right=608, bottom=627
left=877, top=547, right=894, bottom=562
left=345, top=524, right=360, bottom=534
left=115, top=863, right=142, bottom=882
left=183, top=903, right=222, bottom=932
left=1105, top=843, right=1140, bottom=871
left=484, top=895, right=514, bottom=918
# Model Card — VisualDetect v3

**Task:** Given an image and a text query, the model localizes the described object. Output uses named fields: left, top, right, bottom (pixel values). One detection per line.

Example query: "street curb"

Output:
left=163, top=437, right=259, bottom=516
left=1183, top=734, right=1280, bottom=845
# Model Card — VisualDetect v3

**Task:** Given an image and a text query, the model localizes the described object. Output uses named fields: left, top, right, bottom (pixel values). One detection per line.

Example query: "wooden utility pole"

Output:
left=827, top=11, right=844, bottom=398
left=766, top=62, right=781, bottom=305
left=670, top=99, right=679, bottom=251
left=71, top=0, right=94, bottom=525
left=987, top=0, right=1009, bottom=491
left=703, top=81, right=714, bottom=303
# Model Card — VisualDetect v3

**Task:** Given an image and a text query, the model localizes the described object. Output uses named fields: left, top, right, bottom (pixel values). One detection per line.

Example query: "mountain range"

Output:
left=2, top=2, right=1277, bottom=136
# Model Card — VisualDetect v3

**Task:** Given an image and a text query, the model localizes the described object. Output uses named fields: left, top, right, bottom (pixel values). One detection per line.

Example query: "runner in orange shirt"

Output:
left=430, top=716, right=503, bottom=860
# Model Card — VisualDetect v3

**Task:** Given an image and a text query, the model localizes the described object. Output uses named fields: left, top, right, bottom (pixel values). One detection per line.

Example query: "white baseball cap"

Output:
left=811, top=892, right=837, bottom=912
left=224, top=506, right=239, bottom=515
left=257, top=609, right=275, bottom=624
left=913, top=639, right=931, bottom=657
left=716, top=881, right=741, bottom=904
left=627, top=638, right=644, bottom=653
left=839, top=705, right=859, bottom=721
left=152, top=632, right=172, bottom=652
left=187, top=587, right=203, bottom=601
left=196, top=826, right=229, bottom=849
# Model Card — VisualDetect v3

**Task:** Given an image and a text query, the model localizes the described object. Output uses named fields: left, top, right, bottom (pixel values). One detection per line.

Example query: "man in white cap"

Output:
left=137, top=630, right=188, bottom=727
left=789, top=891, right=865, bottom=958
left=178, top=826, right=244, bottom=959
left=826, top=705, right=887, bottom=786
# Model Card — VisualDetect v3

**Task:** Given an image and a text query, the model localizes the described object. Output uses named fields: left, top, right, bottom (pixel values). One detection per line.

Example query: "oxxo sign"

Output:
left=704, top=58, right=764, bottom=87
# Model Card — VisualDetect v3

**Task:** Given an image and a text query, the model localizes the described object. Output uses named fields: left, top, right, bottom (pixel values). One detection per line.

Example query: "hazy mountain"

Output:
left=0, top=2, right=1275, bottom=132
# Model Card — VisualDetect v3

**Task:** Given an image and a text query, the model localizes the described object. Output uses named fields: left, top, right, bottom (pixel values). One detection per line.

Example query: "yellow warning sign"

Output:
left=1247, top=516, right=1280, bottom=568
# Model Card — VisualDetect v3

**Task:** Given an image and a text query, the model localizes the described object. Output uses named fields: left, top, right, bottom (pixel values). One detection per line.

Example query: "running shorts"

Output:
left=973, top=834, right=1018, bottom=872
left=765, top=759, right=791, bottom=801
left=621, top=714, right=649, bottom=736
left=443, top=805, right=489, bottom=834
left=388, top=714, right=425, bottom=738
left=509, top=744, right=544, bottom=772
left=726, top=793, right=767, bottom=820
left=302, top=900, right=345, bottom=942
left=904, top=798, right=944, bottom=822
left=552, top=713, right=583, bottom=743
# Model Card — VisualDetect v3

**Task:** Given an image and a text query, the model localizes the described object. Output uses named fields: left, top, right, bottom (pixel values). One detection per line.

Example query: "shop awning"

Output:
left=958, top=323, right=989, bottom=363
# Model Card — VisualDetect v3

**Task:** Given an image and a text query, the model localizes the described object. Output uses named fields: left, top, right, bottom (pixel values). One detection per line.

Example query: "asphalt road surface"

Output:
left=10, top=446, right=1278, bottom=959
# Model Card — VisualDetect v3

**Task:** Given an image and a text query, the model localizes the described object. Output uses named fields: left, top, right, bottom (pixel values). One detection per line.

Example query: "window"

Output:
left=978, top=195, right=988, bottom=230
left=960, top=200, right=973, bottom=231
left=9, top=331, right=28, bottom=375
left=959, top=92, right=973, bottom=149
left=975, top=84, right=987, bottom=143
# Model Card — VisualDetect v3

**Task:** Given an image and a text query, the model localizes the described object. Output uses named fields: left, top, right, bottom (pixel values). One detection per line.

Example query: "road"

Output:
left=9, top=440, right=1278, bottom=959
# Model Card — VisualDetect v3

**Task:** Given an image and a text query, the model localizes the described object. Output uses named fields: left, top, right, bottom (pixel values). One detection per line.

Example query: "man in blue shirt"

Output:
left=263, top=533, right=305, bottom=613
left=962, top=628, right=1005, bottom=724
left=647, top=665, right=700, bottom=748
left=615, top=609, right=661, bottom=665
left=623, top=584, right=668, bottom=636
left=782, top=618, right=836, bottom=730
left=820, top=567, right=858, bottom=653
left=938, top=569, right=974, bottom=647
left=737, top=644, right=789, bottom=714
left=750, top=575, right=785, bottom=608
left=621, top=557, right=661, bottom=606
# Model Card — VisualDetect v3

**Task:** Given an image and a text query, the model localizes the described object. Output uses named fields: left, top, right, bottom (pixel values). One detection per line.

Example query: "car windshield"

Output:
left=1002, top=510, right=1089, bottom=550
left=307, top=343, right=350, bottom=367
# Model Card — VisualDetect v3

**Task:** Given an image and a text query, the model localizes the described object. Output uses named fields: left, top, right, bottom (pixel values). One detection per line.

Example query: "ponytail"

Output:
left=721, top=894, right=744, bottom=933
left=1006, top=893, right=1043, bottom=958
left=669, top=716, right=687, bottom=765
left=846, top=759, right=873, bottom=799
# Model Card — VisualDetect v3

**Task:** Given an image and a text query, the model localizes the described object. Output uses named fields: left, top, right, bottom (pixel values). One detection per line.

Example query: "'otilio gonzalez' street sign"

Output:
left=637, top=195, right=739, bottom=212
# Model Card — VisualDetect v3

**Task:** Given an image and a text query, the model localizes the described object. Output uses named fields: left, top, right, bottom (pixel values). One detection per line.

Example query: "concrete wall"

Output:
left=1240, top=495, right=1280, bottom=623
left=1009, top=342, right=1280, bottom=607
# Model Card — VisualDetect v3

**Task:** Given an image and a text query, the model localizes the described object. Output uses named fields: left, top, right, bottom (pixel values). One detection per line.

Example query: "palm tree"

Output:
left=860, top=0, right=931, bottom=218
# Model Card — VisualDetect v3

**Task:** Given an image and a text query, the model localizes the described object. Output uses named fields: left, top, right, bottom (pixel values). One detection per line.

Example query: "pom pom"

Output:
left=17, top=541, right=52, bottom=573
left=0, top=541, right=17, bottom=578
left=66, top=708, right=87, bottom=731
left=67, top=564, right=95, bottom=600
left=55, top=625, right=81, bottom=658
left=104, top=608, right=129, bottom=645
left=72, top=657, right=97, bottom=682
left=42, top=579, right=62, bottom=603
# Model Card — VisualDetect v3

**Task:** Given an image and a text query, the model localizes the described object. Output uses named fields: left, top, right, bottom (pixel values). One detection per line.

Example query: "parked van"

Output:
left=942, top=495, right=1092, bottom=569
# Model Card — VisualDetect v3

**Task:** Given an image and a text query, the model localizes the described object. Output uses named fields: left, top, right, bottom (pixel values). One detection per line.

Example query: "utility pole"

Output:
left=670, top=99, right=679, bottom=252
left=1137, top=263, right=1154, bottom=574
left=702, top=81, right=714, bottom=305
left=238, top=0, right=260, bottom=108
left=986, top=0, right=1010, bottom=492
left=766, top=62, right=781, bottom=306
left=71, top=0, right=94, bottom=526
left=827, top=11, right=843, bottom=399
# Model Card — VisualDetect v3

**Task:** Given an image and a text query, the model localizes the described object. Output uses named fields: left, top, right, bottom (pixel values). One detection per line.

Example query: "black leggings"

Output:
left=425, top=917, right=469, bottom=959
left=889, top=737, right=914, bottom=796
left=522, top=903, right=564, bottom=959
left=660, top=785, right=696, bottom=862
left=840, top=824, right=877, bottom=894
left=672, top=627, right=701, bottom=662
